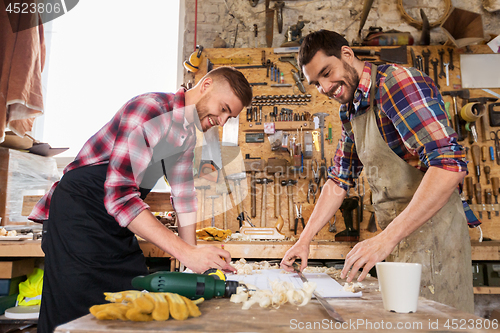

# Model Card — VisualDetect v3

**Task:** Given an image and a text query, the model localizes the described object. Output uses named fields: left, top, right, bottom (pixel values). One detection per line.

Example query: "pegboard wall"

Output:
left=192, top=45, right=500, bottom=243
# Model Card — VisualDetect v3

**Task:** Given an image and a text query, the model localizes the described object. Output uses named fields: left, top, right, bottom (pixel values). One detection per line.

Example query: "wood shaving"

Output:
left=230, top=259, right=280, bottom=275
left=231, top=279, right=317, bottom=310
left=342, top=282, right=364, bottom=293
left=0, top=227, right=16, bottom=237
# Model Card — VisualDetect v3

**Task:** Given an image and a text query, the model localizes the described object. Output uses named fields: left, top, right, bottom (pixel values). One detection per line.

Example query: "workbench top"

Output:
left=1, top=239, right=499, bottom=261
left=55, top=277, right=494, bottom=333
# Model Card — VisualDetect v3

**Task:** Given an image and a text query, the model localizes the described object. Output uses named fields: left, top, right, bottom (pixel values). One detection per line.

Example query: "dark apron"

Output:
left=350, top=64, right=474, bottom=313
left=38, top=164, right=149, bottom=333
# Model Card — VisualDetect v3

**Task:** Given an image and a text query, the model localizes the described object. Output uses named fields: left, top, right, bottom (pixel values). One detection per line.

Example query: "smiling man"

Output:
left=280, top=30, right=476, bottom=314
left=29, top=66, right=252, bottom=333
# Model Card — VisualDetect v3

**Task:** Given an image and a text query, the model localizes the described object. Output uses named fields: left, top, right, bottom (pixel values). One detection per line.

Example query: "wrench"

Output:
left=438, top=49, right=446, bottom=78
left=421, top=49, right=431, bottom=76
left=447, top=48, right=455, bottom=71
left=431, top=58, right=440, bottom=90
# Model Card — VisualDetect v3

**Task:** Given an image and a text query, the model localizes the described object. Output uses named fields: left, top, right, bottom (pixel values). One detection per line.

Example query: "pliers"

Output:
left=294, top=203, right=305, bottom=234
left=307, top=179, right=318, bottom=203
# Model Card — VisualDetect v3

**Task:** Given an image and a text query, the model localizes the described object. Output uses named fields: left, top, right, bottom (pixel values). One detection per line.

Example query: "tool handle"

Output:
left=485, top=166, right=491, bottom=184
left=492, top=177, right=499, bottom=196
left=471, top=145, right=481, bottom=165
left=485, top=189, right=492, bottom=204
left=482, top=146, right=488, bottom=162
left=261, top=184, right=267, bottom=227
left=288, top=186, right=294, bottom=231
left=251, top=173, right=256, bottom=218
left=465, top=177, right=474, bottom=203
left=474, top=183, right=482, bottom=204
left=274, top=174, right=280, bottom=218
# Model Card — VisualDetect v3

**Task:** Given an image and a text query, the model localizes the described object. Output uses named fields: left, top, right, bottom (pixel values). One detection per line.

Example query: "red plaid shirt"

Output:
left=29, top=89, right=198, bottom=227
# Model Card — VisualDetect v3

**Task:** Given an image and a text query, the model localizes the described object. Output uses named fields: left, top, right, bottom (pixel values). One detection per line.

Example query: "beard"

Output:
left=194, top=94, right=211, bottom=132
left=328, top=60, right=360, bottom=105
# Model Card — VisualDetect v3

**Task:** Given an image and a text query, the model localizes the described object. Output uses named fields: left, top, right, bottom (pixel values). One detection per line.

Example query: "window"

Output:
left=37, top=0, right=182, bottom=158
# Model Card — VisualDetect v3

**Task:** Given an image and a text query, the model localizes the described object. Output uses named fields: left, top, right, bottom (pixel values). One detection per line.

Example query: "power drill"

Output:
left=131, top=271, right=242, bottom=300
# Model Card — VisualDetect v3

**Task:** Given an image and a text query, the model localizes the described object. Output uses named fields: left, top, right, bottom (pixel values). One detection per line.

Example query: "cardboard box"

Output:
left=0, top=258, right=35, bottom=279
left=0, top=147, right=59, bottom=226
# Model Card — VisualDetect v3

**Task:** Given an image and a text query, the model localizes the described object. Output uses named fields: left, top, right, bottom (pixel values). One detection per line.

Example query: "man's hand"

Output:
left=178, top=245, right=236, bottom=274
left=280, top=240, right=310, bottom=272
left=340, top=232, right=397, bottom=282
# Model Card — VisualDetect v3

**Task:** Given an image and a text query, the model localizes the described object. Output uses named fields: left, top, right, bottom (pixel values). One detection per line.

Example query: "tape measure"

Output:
left=203, top=268, right=226, bottom=281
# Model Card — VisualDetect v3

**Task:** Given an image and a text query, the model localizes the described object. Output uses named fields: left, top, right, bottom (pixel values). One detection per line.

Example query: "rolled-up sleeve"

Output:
left=378, top=66, right=467, bottom=173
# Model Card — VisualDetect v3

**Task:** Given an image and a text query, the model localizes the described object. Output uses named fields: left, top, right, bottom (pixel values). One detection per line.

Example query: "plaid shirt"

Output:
left=29, top=89, right=197, bottom=227
left=328, top=62, right=480, bottom=227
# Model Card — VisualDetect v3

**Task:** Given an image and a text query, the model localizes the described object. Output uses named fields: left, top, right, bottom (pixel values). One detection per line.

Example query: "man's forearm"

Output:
left=299, top=179, right=347, bottom=243
left=177, top=212, right=197, bottom=246
left=127, top=210, right=193, bottom=260
left=382, top=167, right=466, bottom=244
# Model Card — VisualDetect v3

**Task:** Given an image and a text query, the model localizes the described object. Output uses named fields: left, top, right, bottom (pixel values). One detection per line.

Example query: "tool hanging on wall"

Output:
left=207, top=195, right=219, bottom=227
left=265, top=0, right=274, bottom=47
left=184, top=45, right=204, bottom=73
left=275, top=1, right=285, bottom=33
left=256, top=178, right=273, bottom=227
left=442, top=89, right=470, bottom=141
left=335, top=197, right=359, bottom=242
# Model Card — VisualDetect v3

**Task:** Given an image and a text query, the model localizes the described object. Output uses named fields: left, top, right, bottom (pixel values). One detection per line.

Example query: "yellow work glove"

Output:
left=90, top=291, right=204, bottom=322
left=196, top=227, right=232, bottom=241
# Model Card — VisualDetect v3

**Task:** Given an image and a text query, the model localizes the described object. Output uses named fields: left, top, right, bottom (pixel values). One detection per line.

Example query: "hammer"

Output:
left=195, top=185, right=210, bottom=223
left=215, top=182, right=229, bottom=230
left=256, top=178, right=273, bottom=227
left=442, top=89, right=469, bottom=141
left=207, top=195, right=219, bottom=227
left=281, top=179, right=298, bottom=231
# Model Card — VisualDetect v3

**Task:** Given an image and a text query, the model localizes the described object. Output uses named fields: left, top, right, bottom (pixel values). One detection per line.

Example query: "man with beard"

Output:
left=280, top=30, right=476, bottom=313
left=29, top=66, right=252, bottom=332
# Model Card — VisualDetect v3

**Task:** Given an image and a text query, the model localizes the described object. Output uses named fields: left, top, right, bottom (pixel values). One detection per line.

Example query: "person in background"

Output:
left=280, top=30, right=476, bottom=314
left=29, top=66, right=253, bottom=332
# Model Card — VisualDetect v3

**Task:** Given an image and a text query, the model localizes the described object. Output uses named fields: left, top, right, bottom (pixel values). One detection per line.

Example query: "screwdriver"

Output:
left=471, top=145, right=481, bottom=183
left=482, top=146, right=488, bottom=162
left=492, top=177, right=499, bottom=216
left=484, top=165, right=491, bottom=184
left=485, top=189, right=492, bottom=219
left=465, top=177, right=474, bottom=204
left=474, top=183, right=483, bottom=219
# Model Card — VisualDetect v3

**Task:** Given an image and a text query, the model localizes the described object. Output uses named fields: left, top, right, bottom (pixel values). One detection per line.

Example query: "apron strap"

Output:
left=369, top=63, right=378, bottom=111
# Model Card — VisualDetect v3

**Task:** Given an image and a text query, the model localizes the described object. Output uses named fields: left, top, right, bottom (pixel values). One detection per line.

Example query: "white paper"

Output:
left=227, top=269, right=362, bottom=298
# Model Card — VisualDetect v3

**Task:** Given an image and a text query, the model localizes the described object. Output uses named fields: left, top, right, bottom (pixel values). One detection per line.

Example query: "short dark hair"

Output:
left=205, top=66, right=253, bottom=107
left=298, top=30, right=349, bottom=69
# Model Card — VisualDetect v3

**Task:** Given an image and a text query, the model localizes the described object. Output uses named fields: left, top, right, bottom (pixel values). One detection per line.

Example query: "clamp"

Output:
left=294, top=203, right=305, bottom=234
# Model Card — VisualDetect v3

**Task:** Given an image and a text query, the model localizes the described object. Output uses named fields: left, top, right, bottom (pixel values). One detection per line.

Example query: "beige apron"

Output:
left=350, top=64, right=474, bottom=313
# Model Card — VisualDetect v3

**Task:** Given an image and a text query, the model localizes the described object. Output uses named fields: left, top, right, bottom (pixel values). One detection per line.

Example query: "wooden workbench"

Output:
left=1, top=239, right=499, bottom=261
left=54, top=277, right=495, bottom=333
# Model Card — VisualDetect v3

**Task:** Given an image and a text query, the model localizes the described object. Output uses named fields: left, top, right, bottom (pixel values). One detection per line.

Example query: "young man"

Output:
left=29, top=66, right=252, bottom=332
left=280, top=30, right=476, bottom=313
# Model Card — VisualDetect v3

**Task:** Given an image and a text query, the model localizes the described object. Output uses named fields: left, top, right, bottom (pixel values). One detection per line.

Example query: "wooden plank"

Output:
left=473, top=286, right=500, bottom=294
left=0, top=240, right=44, bottom=257
left=139, top=240, right=355, bottom=260
left=0, top=148, right=9, bottom=226
left=470, top=241, right=500, bottom=261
